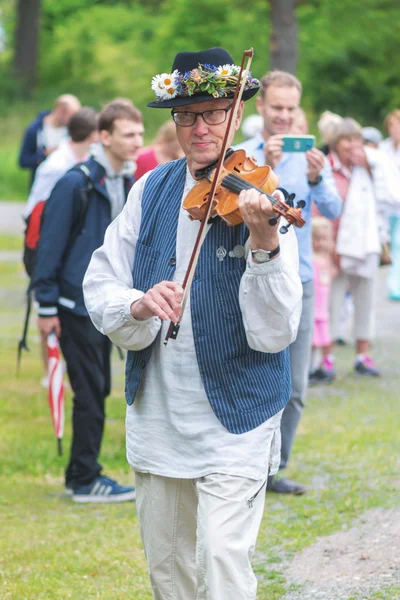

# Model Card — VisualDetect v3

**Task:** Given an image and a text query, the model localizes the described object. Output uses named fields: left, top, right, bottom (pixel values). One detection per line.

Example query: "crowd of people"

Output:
left=310, top=111, right=400, bottom=382
left=16, top=46, right=400, bottom=599
left=240, top=105, right=400, bottom=388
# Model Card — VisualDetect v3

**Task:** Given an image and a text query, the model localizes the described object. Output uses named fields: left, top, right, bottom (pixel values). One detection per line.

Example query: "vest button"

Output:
left=168, top=257, right=176, bottom=266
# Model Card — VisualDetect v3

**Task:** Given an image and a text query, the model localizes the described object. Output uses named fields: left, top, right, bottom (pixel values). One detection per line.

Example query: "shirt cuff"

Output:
left=38, top=304, right=58, bottom=317
left=122, top=290, right=160, bottom=326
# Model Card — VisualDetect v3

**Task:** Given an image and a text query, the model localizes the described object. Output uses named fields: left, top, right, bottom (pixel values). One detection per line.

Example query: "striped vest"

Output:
left=125, top=158, right=291, bottom=434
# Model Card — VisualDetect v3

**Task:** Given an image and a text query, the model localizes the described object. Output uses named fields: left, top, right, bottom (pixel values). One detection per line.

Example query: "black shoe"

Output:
left=267, top=476, right=307, bottom=495
left=309, top=367, right=336, bottom=385
left=334, top=337, right=347, bottom=346
left=354, top=358, right=380, bottom=377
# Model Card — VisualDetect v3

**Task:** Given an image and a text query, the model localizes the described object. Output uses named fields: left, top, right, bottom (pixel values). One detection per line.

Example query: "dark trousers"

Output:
left=58, top=310, right=111, bottom=488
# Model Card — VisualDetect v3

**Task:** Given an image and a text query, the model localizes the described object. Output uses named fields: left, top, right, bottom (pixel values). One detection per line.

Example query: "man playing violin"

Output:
left=83, top=47, right=302, bottom=600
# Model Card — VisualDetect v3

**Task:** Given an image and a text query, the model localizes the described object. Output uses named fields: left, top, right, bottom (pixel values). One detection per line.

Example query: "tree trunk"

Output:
left=269, top=0, right=298, bottom=74
left=14, top=0, right=41, bottom=92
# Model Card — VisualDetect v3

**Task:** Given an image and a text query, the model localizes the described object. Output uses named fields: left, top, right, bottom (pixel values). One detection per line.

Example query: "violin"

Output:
left=183, top=148, right=306, bottom=233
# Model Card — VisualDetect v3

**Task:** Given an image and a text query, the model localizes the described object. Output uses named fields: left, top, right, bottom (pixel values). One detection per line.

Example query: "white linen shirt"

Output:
left=83, top=168, right=302, bottom=480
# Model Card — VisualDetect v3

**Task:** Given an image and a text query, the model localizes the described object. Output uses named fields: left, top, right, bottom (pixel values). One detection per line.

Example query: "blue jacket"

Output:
left=124, top=159, right=291, bottom=434
left=19, top=110, right=51, bottom=185
left=237, top=134, right=343, bottom=283
left=32, top=157, right=133, bottom=317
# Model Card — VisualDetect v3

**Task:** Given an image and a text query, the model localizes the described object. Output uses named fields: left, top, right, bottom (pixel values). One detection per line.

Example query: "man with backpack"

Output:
left=31, top=98, right=144, bottom=502
left=22, top=106, right=98, bottom=388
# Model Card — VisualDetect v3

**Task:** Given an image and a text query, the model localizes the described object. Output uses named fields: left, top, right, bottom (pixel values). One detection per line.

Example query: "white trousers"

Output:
left=330, top=270, right=376, bottom=341
left=135, top=472, right=268, bottom=600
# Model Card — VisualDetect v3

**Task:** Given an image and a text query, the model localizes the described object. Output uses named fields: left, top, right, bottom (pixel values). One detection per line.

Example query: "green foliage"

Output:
left=153, top=0, right=269, bottom=69
left=1, top=0, right=400, bottom=199
left=298, top=0, right=400, bottom=123
left=39, top=3, right=156, bottom=106
left=1, top=0, right=399, bottom=128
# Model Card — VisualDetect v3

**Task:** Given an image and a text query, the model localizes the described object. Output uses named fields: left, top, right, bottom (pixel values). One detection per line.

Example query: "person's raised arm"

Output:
left=308, top=150, right=342, bottom=219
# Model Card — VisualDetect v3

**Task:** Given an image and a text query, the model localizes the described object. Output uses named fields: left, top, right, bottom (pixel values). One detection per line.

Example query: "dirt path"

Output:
left=0, top=202, right=25, bottom=261
left=0, top=201, right=25, bottom=234
left=284, top=508, right=400, bottom=599
left=281, top=267, right=400, bottom=600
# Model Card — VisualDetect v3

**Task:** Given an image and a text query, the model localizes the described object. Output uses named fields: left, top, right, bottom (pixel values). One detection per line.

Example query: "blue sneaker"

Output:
left=72, top=476, right=136, bottom=503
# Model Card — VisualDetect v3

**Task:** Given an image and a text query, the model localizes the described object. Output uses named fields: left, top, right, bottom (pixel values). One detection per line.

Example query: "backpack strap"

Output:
left=63, top=163, right=95, bottom=259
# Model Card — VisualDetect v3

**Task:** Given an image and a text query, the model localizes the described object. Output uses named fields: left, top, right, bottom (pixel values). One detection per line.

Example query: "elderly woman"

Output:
left=317, top=110, right=343, bottom=156
left=327, top=118, right=382, bottom=377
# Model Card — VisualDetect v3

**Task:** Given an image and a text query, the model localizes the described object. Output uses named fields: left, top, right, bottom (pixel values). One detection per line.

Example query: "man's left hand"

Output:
left=238, top=188, right=280, bottom=251
left=306, top=148, right=325, bottom=182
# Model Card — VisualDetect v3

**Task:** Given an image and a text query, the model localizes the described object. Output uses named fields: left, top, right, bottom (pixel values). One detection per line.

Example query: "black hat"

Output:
left=147, top=47, right=259, bottom=109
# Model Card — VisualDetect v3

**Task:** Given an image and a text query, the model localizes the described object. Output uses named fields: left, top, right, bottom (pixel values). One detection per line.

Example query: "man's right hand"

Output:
left=37, top=316, right=61, bottom=339
left=130, top=281, right=184, bottom=322
left=264, top=135, right=283, bottom=169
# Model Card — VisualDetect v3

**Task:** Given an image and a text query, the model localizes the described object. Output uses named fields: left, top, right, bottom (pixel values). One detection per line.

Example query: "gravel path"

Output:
left=284, top=508, right=400, bottom=599
left=280, top=266, right=400, bottom=600
left=0, top=201, right=25, bottom=234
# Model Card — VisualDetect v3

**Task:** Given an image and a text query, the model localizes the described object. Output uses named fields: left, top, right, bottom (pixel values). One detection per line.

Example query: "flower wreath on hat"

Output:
left=151, top=63, right=259, bottom=102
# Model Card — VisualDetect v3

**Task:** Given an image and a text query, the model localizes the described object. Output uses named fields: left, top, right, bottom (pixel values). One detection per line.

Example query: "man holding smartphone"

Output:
left=238, top=71, right=342, bottom=495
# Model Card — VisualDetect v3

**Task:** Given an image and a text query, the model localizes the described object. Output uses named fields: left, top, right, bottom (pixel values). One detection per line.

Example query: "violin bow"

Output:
left=164, top=48, right=254, bottom=345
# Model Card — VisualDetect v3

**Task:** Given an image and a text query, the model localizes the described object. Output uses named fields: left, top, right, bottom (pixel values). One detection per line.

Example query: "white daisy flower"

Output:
left=151, top=71, right=179, bottom=99
left=161, top=83, right=178, bottom=99
left=151, top=74, right=166, bottom=97
left=216, top=64, right=235, bottom=77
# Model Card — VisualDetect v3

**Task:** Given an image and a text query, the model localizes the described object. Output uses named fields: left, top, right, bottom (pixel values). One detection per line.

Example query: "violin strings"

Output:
left=221, top=173, right=286, bottom=211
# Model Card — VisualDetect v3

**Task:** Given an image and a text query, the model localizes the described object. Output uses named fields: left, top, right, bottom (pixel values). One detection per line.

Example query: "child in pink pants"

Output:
left=309, top=217, right=336, bottom=383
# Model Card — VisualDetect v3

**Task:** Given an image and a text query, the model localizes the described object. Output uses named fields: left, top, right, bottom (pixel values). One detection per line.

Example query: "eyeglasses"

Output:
left=171, top=105, right=233, bottom=127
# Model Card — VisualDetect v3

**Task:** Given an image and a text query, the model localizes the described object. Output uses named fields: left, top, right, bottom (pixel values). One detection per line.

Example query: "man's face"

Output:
left=100, top=118, right=144, bottom=163
left=173, top=99, right=243, bottom=176
left=256, top=84, right=301, bottom=136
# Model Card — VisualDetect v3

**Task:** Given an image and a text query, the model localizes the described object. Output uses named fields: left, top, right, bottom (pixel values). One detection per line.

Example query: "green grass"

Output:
left=0, top=234, right=23, bottom=251
left=0, top=110, right=33, bottom=202
left=0, top=142, right=30, bottom=201
left=1, top=260, right=399, bottom=599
